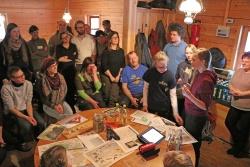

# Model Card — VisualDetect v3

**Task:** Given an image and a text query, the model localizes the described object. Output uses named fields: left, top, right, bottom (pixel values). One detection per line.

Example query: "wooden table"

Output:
left=34, top=108, right=195, bottom=167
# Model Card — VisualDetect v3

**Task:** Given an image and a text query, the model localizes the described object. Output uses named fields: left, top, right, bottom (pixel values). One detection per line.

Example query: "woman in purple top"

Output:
left=182, top=48, right=217, bottom=167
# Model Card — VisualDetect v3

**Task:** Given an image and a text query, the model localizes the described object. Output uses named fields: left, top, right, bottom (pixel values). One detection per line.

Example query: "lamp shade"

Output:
left=62, top=10, right=72, bottom=23
left=179, top=0, right=203, bottom=13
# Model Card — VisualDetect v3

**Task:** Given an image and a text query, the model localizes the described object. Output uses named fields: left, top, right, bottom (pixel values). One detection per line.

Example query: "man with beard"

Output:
left=72, top=20, right=96, bottom=72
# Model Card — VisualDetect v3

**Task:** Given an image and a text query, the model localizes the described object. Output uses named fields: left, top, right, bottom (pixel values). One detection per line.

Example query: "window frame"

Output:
left=89, top=15, right=100, bottom=36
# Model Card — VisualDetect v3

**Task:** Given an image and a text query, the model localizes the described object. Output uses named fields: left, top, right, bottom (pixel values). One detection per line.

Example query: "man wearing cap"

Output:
left=72, top=20, right=96, bottom=72
left=48, top=20, right=67, bottom=57
left=28, top=25, right=48, bottom=73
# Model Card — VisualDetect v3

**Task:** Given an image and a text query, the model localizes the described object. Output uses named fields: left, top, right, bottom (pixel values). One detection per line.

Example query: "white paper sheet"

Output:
left=77, top=134, right=106, bottom=150
left=58, top=114, right=88, bottom=128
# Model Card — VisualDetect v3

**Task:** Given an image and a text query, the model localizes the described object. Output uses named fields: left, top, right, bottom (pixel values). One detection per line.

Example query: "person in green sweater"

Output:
left=75, top=57, right=106, bottom=110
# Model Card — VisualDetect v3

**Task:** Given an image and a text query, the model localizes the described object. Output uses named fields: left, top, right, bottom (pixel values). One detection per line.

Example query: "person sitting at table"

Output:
left=1, top=66, right=45, bottom=151
left=142, top=51, right=183, bottom=125
left=40, top=57, right=73, bottom=121
left=163, top=151, right=194, bottom=167
left=120, top=51, right=148, bottom=108
left=40, top=145, right=69, bottom=167
left=75, top=57, right=106, bottom=110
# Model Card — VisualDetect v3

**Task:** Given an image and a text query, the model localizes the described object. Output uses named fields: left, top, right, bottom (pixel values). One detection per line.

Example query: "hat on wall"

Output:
left=29, top=25, right=39, bottom=34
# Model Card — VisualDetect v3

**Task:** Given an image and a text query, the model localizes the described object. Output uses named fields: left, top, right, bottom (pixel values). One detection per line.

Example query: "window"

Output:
left=233, top=26, right=250, bottom=69
left=89, top=16, right=100, bottom=36
left=0, top=13, right=7, bottom=42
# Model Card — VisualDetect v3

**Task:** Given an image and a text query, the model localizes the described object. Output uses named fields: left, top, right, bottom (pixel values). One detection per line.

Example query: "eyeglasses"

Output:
left=12, top=73, right=24, bottom=79
left=76, top=26, right=84, bottom=29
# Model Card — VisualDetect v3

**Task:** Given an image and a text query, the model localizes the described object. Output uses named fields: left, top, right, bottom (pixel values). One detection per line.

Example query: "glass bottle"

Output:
left=175, top=129, right=183, bottom=151
left=120, top=104, right=127, bottom=126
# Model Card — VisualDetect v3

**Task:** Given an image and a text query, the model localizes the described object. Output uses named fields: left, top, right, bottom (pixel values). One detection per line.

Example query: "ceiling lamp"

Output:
left=179, top=0, right=203, bottom=24
left=62, top=0, right=72, bottom=23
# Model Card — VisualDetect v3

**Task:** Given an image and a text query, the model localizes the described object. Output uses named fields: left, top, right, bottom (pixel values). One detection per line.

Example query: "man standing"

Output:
left=120, top=51, right=148, bottom=108
left=27, top=25, right=48, bottom=72
left=163, top=23, right=187, bottom=77
left=102, top=20, right=114, bottom=36
left=72, top=20, right=96, bottom=71
left=1, top=66, right=45, bottom=151
left=48, top=20, right=67, bottom=57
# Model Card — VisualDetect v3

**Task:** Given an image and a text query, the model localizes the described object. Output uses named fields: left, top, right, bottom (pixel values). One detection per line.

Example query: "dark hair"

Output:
left=81, top=57, right=94, bottom=72
left=7, top=66, right=22, bottom=79
left=95, top=30, right=106, bottom=38
left=74, top=20, right=85, bottom=30
left=242, top=51, right=250, bottom=59
left=60, top=31, right=72, bottom=40
left=29, top=25, right=39, bottom=34
left=102, top=20, right=111, bottom=25
left=40, top=145, right=67, bottom=167
left=208, top=47, right=226, bottom=68
left=126, top=51, right=140, bottom=63
left=168, top=23, right=185, bottom=39
left=3, top=23, right=20, bottom=42
left=107, top=31, right=120, bottom=49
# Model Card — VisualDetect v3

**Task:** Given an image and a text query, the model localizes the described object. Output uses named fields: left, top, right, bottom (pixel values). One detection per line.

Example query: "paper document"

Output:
left=37, top=124, right=65, bottom=141
left=113, top=125, right=141, bottom=152
left=130, top=110, right=155, bottom=125
left=77, top=134, right=105, bottom=150
left=58, top=114, right=88, bottom=128
left=84, top=140, right=130, bottom=167
left=165, top=126, right=198, bottom=144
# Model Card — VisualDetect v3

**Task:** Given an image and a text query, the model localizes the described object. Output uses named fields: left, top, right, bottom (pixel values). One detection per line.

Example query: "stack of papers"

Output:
left=130, top=110, right=155, bottom=125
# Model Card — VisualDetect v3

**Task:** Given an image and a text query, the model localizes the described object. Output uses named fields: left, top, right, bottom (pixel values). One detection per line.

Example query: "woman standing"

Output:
left=182, top=49, right=217, bottom=167
left=142, top=51, right=183, bottom=125
left=225, top=52, right=250, bottom=158
left=101, top=31, right=125, bottom=106
left=56, top=31, right=78, bottom=112
left=75, top=57, right=106, bottom=110
left=40, top=57, right=73, bottom=121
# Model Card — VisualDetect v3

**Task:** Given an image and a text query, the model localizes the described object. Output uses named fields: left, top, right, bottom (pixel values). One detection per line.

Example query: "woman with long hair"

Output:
left=182, top=48, right=217, bottom=167
left=101, top=31, right=125, bottom=106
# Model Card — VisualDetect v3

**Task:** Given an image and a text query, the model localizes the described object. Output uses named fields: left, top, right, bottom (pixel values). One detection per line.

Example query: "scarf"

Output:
left=45, top=72, right=61, bottom=90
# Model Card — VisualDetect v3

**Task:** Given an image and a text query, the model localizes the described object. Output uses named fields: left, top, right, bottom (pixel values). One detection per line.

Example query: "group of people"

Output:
left=0, top=17, right=249, bottom=167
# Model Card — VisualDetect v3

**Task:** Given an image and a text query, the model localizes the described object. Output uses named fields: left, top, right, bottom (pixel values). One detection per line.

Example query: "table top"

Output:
left=34, top=108, right=195, bottom=167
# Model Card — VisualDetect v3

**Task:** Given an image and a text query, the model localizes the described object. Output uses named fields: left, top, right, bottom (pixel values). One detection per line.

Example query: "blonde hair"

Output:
left=163, top=151, right=194, bottom=167
left=154, top=51, right=169, bottom=64
left=186, top=44, right=197, bottom=54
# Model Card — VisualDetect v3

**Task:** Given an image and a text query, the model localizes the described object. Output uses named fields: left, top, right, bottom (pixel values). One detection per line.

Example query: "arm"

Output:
left=122, top=83, right=138, bottom=107
left=229, top=83, right=250, bottom=96
left=142, top=82, right=149, bottom=112
left=182, top=85, right=206, bottom=110
left=105, top=70, right=115, bottom=82
left=170, top=87, right=183, bottom=125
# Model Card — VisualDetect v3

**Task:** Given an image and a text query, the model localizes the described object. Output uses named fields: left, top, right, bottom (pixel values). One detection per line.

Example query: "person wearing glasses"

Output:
left=56, top=31, right=78, bottom=112
left=142, top=51, right=183, bottom=125
left=1, top=66, right=45, bottom=152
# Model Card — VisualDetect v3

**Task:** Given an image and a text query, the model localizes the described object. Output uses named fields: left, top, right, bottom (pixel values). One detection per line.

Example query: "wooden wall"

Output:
left=0, top=0, right=67, bottom=41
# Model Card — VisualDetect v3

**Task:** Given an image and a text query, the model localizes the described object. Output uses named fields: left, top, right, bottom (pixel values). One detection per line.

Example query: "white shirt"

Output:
left=72, top=34, right=96, bottom=64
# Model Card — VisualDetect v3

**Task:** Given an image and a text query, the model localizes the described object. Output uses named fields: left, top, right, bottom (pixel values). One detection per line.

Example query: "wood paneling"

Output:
left=0, top=0, right=67, bottom=41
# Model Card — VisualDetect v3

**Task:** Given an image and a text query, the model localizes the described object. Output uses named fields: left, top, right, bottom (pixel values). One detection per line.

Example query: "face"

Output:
left=31, top=30, right=39, bottom=40
left=103, top=23, right=111, bottom=31
left=155, top=60, right=168, bottom=73
left=128, top=52, right=139, bottom=68
left=58, top=21, right=67, bottom=33
left=185, top=47, right=194, bottom=62
left=97, top=35, right=107, bottom=44
left=169, top=31, right=181, bottom=43
left=11, top=70, right=25, bottom=84
left=86, top=64, right=95, bottom=74
left=10, top=27, right=20, bottom=40
left=242, top=57, right=250, bottom=71
left=76, top=23, right=85, bottom=35
left=110, top=33, right=119, bottom=45
left=47, top=62, right=58, bottom=75
left=61, top=33, right=70, bottom=43
left=84, top=24, right=91, bottom=34
left=191, top=55, right=203, bottom=69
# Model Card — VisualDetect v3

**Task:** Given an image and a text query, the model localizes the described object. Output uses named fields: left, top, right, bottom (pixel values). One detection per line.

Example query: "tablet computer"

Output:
left=138, top=127, right=165, bottom=144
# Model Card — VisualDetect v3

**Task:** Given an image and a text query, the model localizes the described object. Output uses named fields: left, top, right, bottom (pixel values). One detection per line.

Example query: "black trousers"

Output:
left=225, top=106, right=250, bottom=153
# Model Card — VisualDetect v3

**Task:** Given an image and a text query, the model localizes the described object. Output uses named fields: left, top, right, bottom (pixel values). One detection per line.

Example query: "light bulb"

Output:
left=62, top=12, right=72, bottom=23
left=184, top=16, right=193, bottom=24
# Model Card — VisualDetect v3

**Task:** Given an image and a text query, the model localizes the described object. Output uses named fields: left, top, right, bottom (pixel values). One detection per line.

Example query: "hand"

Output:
left=130, top=97, right=139, bottom=107
left=114, top=75, right=120, bottom=83
left=182, top=84, right=191, bottom=97
left=143, top=105, right=148, bottom=112
left=177, top=78, right=183, bottom=85
left=2, top=79, right=9, bottom=85
left=109, top=76, right=115, bottom=82
left=230, top=89, right=246, bottom=97
left=91, top=100, right=100, bottom=109
left=91, top=65, right=97, bottom=74
left=0, top=136, right=4, bottom=145
left=173, top=113, right=183, bottom=126
left=26, top=116, right=37, bottom=126
left=55, top=104, right=64, bottom=114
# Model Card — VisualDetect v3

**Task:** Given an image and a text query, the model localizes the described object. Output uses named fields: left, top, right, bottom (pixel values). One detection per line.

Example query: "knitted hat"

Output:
left=41, top=57, right=56, bottom=72
left=29, top=25, right=39, bottom=34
